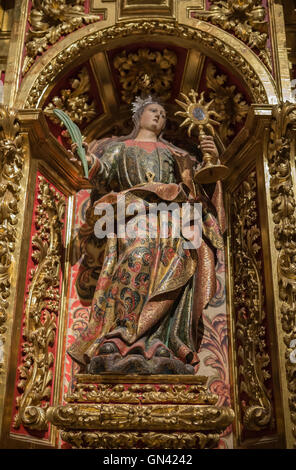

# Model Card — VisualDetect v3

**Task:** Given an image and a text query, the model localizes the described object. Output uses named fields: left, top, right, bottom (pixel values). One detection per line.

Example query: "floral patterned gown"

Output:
left=67, top=139, right=224, bottom=372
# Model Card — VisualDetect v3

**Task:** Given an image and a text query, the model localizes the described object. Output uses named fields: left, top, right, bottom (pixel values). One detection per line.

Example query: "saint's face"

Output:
left=139, top=103, right=166, bottom=135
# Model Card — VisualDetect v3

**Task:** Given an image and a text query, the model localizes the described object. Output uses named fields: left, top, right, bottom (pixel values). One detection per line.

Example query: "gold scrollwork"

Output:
left=13, top=176, right=65, bottom=431
left=44, top=67, right=97, bottom=129
left=205, top=62, right=249, bottom=145
left=0, top=106, right=24, bottom=377
left=191, top=0, right=271, bottom=70
left=113, top=48, right=177, bottom=104
left=23, top=0, right=101, bottom=74
left=24, top=21, right=268, bottom=109
left=59, top=430, right=220, bottom=449
left=65, top=382, right=218, bottom=405
left=267, top=103, right=296, bottom=443
left=232, top=171, right=273, bottom=431
left=47, top=402, right=235, bottom=431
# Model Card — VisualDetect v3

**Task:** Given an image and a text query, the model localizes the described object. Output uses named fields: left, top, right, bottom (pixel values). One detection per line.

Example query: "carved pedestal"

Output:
left=47, top=374, right=235, bottom=449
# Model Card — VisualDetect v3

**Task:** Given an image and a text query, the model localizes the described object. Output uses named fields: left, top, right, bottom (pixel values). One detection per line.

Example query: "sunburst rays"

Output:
left=175, top=90, right=221, bottom=137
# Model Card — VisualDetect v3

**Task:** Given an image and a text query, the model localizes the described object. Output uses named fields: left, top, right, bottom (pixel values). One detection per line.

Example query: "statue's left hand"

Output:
left=199, top=135, right=219, bottom=160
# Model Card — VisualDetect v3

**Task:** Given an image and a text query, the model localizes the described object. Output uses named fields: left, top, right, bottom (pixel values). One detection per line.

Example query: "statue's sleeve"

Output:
left=88, top=141, right=121, bottom=193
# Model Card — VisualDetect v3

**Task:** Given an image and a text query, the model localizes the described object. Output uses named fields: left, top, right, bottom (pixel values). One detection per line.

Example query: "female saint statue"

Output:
left=67, top=96, right=225, bottom=375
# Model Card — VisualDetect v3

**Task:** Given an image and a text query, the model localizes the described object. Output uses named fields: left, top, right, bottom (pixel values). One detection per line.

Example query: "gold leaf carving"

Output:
left=0, top=106, right=24, bottom=376
left=44, top=67, right=97, bottom=129
left=47, top=402, right=234, bottom=431
left=13, top=176, right=65, bottom=431
left=60, top=430, right=220, bottom=449
left=65, top=382, right=218, bottom=405
left=48, top=375, right=233, bottom=448
left=113, top=48, right=177, bottom=103
left=24, top=21, right=268, bottom=109
left=23, top=0, right=101, bottom=74
left=232, top=170, right=273, bottom=431
left=267, top=103, right=296, bottom=443
left=192, top=0, right=271, bottom=70
left=205, top=62, right=249, bottom=145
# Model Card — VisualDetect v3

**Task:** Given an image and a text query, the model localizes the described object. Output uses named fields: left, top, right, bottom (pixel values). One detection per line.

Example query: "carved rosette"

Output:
left=113, top=48, right=177, bottom=104
left=47, top=375, right=235, bottom=449
left=24, top=21, right=268, bottom=109
left=192, top=0, right=271, bottom=70
left=44, top=67, right=97, bottom=131
left=23, top=0, right=101, bottom=74
left=231, top=171, right=273, bottom=431
left=0, top=106, right=24, bottom=377
left=205, top=62, right=249, bottom=145
left=13, top=176, right=65, bottom=432
left=267, top=103, right=296, bottom=445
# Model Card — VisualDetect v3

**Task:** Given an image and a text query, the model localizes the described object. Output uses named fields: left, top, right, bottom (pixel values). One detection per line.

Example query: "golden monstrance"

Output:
left=175, top=90, right=229, bottom=184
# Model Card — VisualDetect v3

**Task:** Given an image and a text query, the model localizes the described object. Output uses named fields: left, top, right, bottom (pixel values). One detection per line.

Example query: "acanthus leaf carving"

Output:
left=113, top=48, right=177, bottom=104
left=44, top=66, right=97, bottom=133
left=267, top=102, right=296, bottom=444
left=23, top=0, right=102, bottom=74
left=24, top=21, right=268, bottom=109
left=0, top=106, right=24, bottom=377
left=13, top=176, right=65, bottom=431
left=205, top=62, right=249, bottom=145
left=232, top=170, right=273, bottom=431
left=191, top=0, right=271, bottom=70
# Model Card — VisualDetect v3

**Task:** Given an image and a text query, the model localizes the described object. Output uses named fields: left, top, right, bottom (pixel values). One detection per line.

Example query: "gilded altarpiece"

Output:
left=0, top=0, right=295, bottom=449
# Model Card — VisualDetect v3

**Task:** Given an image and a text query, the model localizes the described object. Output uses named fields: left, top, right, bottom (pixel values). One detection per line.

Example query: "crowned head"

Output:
left=131, top=95, right=166, bottom=138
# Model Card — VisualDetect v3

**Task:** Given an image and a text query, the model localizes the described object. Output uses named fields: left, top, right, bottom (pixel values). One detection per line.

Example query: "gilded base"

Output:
left=194, top=164, right=230, bottom=183
left=47, top=374, right=235, bottom=449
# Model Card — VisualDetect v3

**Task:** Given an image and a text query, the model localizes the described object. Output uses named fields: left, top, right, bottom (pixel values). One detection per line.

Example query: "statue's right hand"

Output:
left=68, top=142, right=92, bottom=167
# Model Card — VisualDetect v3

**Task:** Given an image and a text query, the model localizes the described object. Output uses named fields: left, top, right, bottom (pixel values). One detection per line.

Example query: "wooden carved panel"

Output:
left=12, top=174, right=66, bottom=436
left=231, top=170, right=274, bottom=437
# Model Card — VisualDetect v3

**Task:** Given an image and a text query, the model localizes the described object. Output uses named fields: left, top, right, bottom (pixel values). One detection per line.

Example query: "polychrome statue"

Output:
left=66, top=96, right=225, bottom=375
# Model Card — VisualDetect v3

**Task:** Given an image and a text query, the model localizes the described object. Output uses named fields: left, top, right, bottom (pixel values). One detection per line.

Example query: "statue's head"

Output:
left=131, top=96, right=166, bottom=138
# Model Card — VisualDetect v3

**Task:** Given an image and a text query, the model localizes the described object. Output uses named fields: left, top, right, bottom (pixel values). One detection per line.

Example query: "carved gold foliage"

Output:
left=60, top=430, right=220, bottom=449
left=192, top=0, right=271, bottom=69
left=47, top=402, right=235, bottom=431
left=24, top=21, right=267, bottom=109
left=44, top=67, right=97, bottom=130
left=13, top=176, right=65, bottom=431
left=232, top=170, right=273, bottom=431
left=113, top=48, right=177, bottom=104
left=65, top=382, right=218, bottom=405
left=267, top=103, right=296, bottom=443
left=0, top=106, right=24, bottom=377
left=205, top=62, right=249, bottom=144
left=23, top=0, right=100, bottom=74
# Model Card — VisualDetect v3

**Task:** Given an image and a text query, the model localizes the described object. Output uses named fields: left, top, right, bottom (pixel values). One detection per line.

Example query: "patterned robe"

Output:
left=67, top=139, right=225, bottom=371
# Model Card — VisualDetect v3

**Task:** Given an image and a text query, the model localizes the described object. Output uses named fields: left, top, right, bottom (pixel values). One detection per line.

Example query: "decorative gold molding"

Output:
left=113, top=48, right=177, bottom=104
left=266, top=102, right=296, bottom=445
left=47, top=402, right=234, bottom=431
left=18, top=20, right=276, bottom=110
left=13, top=176, right=65, bottom=431
left=23, top=0, right=102, bottom=74
left=44, top=67, right=97, bottom=130
left=231, top=170, right=273, bottom=431
left=205, top=62, right=249, bottom=145
left=0, top=106, right=24, bottom=377
left=65, top=382, right=218, bottom=405
left=48, top=374, right=234, bottom=448
left=191, top=0, right=271, bottom=70
left=60, top=430, right=220, bottom=449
